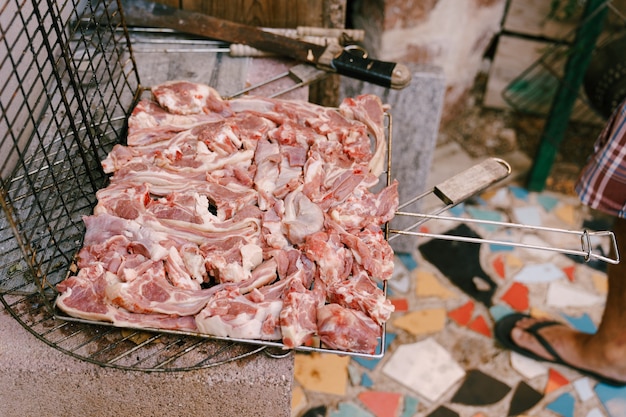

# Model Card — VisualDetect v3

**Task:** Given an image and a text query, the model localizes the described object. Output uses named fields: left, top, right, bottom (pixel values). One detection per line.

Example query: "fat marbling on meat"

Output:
left=56, top=80, right=398, bottom=354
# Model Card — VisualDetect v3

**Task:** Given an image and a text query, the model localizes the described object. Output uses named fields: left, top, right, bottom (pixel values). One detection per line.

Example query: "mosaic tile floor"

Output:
left=290, top=178, right=626, bottom=417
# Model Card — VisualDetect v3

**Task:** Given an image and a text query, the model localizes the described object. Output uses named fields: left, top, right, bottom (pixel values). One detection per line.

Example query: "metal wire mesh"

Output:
left=0, top=0, right=273, bottom=371
left=1, top=0, right=137, bottom=296
left=501, top=0, right=626, bottom=126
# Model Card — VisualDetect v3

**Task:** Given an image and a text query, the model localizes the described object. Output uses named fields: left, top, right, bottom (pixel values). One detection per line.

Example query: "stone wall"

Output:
left=350, top=0, right=507, bottom=120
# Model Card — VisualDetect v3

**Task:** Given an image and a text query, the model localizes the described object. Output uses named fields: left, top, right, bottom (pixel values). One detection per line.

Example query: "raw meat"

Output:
left=317, top=303, right=381, bottom=354
left=279, top=277, right=324, bottom=349
left=56, top=264, right=198, bottom=331
left=56, top=80, right=398, bottom=354
left=195, top=287, right=283, bottom=340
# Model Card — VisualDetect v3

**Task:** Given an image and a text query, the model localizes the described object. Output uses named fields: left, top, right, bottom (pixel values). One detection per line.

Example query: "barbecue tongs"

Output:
left=390, top=158, right=619, bottom=265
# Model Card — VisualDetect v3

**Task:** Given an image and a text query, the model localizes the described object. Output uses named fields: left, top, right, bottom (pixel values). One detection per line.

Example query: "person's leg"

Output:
left=509, top=216, right=626, bottom=383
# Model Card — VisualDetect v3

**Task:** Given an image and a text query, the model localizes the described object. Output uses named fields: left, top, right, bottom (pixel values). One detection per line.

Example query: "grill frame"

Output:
left=0, top=0, right=393, bottom=370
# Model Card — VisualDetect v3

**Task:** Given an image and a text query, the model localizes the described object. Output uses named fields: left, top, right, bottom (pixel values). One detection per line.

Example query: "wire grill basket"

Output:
left=0, top=0, right=285, bottom=371
left=2, top=0, right=400, bottom=370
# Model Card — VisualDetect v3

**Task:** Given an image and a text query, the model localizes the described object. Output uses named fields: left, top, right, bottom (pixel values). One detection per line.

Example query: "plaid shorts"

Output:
left=576, top=99, right=626, bottom=218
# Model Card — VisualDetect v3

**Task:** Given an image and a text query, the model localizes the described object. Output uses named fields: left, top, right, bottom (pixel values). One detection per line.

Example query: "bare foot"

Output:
left=510, top=316, right=626, bottom=385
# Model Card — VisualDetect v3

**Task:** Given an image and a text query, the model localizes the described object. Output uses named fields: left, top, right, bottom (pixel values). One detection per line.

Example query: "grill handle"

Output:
left=390, top=157, right=619, bottom=264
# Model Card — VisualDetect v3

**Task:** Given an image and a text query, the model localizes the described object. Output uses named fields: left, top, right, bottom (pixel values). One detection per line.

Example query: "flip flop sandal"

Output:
left=494, top=313, right=626, bottom=387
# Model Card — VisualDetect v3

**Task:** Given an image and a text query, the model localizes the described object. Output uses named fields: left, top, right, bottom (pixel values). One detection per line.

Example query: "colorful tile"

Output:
left=451, top=369, right=511, bottom=405
left=472, top=276, right=492, bottom=292
left=352, top=333, right=396, bottom=371
left=505, top=253, right=524, bottom=271
left=388, top=275, right=410, bottom=295
left=562, top=265, right=576, bottom=282
left=529, top=307, right=554, bottom=319
left=518, top=234, right=556, bottom=262
left=390, top=298, right=409, bottom=312
left=585, top=407, right=606, bottom=417
left=489, top=241, right=515, bottom=252
left=396, top=252, right=418, bottom=271
left=513, top=206, right=542, bottom=227
left=353, top=357, right=380, bottom=372
left=545, top=368, right=570, bottom=394
left=594, top=382, right=626, bottom=417
left=400, top=396, right=419, bottom=417
left=294, top=353, right=351, bottom=396
left=509, top=185, right=529, bottom=201
left=546, top=392, right=575, bottom=417
left=492, top=254, right=506, bottom=279
left=511, top=352, right=548, bottom=379
left=547, top=281, right=604, bottom=308
left=358, top=391, right=402, bottom=417
left=415, top=270, right=456, bottom=299
left=419, top=224, right=497, bottom=306
left=448, top=300, right=474, bottom=327
left=361, top=373, right=374, bottom=388
left=484, top=187, right=510, bottom=207
left=301, top=405, right=328, bottom=417
left=447, top=202, right=465, bottom=217
left=500, top=282, right=529, bottom=311
left=513, top=263, right=565, bottom=284
left=291, top=385, right=307, bottom=417
left=573, top=377, right=594, bottom=402
left=561, top=312, right=597, bottom=334
left=554, top=204, right=577, bottom=226
left=348, top=364, right=362, bottom=386
left=467, top=315, right=492, bottom=338
left=592, top=272, right=608, bottom=294
left=537, top=194, right=559, bottom=212
left=490, top=304, right=515, bottom=322
left=426, top=406, right=460, bottom=417
left=328, top=402, right=374, bottom=417
left=390, top=258, right=412, bottom=294
left=466, top=206, right=503, bottom=232
left=508, top=381, right=544, bottom=416
left=382, top=338, right=465, bottom=402
left=392, top=308, right=447, bottom=336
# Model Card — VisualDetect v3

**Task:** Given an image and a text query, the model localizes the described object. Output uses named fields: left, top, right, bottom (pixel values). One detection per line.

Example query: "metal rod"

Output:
left=391, top=212, right=619, bottom=264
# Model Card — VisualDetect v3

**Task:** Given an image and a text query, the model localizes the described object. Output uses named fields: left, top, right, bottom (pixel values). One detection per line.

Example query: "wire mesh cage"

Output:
left=0, top=0, right=277, bottom=371
left=1, top=0, right=136, bottom=297
left=501, top=0, right=626, bottom=126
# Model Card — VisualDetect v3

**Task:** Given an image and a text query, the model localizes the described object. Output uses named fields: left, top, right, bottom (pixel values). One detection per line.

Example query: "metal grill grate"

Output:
left=0, top=0, right=274, bottom=371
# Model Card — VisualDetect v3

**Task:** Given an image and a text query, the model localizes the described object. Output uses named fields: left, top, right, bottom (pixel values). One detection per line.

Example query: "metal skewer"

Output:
left=225, top=63, right=328, bottom=99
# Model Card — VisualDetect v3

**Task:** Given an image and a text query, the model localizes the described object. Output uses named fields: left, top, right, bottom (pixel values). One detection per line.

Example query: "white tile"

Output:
left=382, top=337, right=465, bottom=402
left=573, top=377, right=594, bottom=402
left=518, top=234, right=561, bottom=263
left=389, top=260, right=411, bottom=294
left=510, top=352, right=547, bottom=379
left=513, top=206, right=543, bottom=227
left=586, top=407, right=606, bottom=417
left=486, top=187, right=511, bottom=209
left=512, top=263, right=566, bottom=284
left=547, top=281, right=605, bottom=308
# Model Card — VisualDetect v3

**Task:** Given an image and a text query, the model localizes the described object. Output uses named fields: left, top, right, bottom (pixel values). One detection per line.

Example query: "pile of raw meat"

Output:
left=56, top=80, right=398, bottom=354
